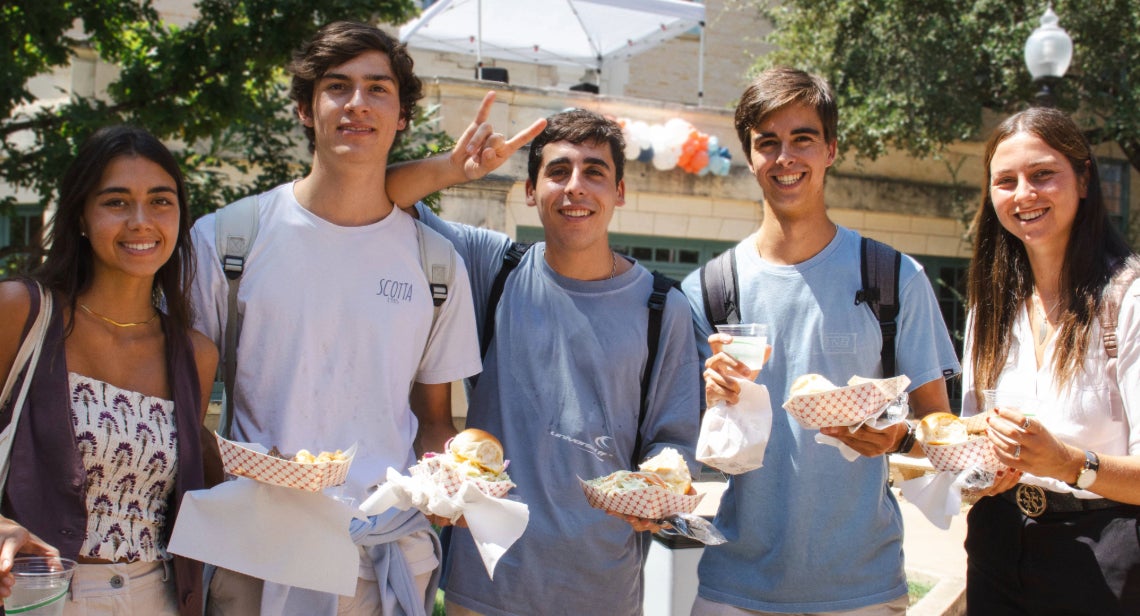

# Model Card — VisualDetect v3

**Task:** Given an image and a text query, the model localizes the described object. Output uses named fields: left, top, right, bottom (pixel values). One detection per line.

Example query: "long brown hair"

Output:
left=33, top=125, right=195, bottom=333
left=966, top=107, right=1132, bottom=408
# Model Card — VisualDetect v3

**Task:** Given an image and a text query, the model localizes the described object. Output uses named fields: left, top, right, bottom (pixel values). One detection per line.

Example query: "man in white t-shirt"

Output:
left=189, top=21, right=482, bottom=616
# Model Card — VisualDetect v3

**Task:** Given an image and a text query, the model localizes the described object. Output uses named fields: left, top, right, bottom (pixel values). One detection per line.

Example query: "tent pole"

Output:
left=698, top=20, right=706, bottom=107
left=477, top=0, right=484, bottom=79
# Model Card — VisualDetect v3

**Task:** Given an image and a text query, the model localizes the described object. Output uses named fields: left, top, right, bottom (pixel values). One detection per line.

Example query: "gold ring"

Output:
left=1021, top=417, right=1031, bottom=430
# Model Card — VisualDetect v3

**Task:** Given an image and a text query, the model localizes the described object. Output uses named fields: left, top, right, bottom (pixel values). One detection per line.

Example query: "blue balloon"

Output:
left=637, top=147, right=654, bottom=163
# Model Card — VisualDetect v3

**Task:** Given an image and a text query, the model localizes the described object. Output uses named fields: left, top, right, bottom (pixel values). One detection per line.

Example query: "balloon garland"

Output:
left=618, top=117, right=732, bottom=176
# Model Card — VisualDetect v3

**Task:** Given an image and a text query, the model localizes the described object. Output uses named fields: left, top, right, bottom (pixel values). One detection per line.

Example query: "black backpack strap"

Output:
left=632, top=271, right=681, bottom=468
left=481, top=242, right=532, bottom=359
left=854, top=237, right=902, bottom=377
left=699, top=247, right=739, bottom=329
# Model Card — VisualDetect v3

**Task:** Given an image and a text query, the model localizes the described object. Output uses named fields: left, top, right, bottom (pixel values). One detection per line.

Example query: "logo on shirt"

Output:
left=375, top=278, right=414, bottom=304
left=822, top=333, right=857, bottom=354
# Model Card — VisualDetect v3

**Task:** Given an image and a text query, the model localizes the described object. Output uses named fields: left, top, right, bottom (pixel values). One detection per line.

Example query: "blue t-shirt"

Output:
left=681, top=226, right=960, bottom=613
left=416, top=205, right=701, bottom=616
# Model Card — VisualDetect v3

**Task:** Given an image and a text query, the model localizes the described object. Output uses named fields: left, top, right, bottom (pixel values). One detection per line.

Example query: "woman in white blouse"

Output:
left=961, top=106, right=1140, bottom=614
left=0, top=125, right=217, bottom=615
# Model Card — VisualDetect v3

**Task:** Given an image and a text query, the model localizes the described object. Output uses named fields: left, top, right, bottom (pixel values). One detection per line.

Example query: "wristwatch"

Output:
left=1068, top=450, right=1099, bottom=490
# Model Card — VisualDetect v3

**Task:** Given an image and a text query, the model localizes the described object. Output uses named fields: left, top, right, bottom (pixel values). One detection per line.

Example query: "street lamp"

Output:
left=1024, top=6, right=1073, bottom=107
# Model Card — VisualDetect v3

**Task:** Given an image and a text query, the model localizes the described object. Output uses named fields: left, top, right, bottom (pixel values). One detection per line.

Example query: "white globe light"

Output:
left=1024, top=7, right=1072, bottom=80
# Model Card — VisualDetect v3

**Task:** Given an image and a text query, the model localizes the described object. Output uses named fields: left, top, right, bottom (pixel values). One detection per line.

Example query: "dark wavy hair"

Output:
left=734, top=67, right=838, bottom=158
left=287, top=21, right=423, bottom=154
left=33, top=125, right=195, bottom=333
left=966, top=107, right=1133, bottom=408
left=526, top=108, right=625, bottom=186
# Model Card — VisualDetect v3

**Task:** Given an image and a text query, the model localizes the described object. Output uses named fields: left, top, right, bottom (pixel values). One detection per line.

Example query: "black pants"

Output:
left=965, top=494, right=1140, bottom=615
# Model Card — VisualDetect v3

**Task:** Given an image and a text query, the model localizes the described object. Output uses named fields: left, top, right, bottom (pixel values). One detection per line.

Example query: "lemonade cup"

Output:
left=714, top=323, right=769, bottom=371
left=982, top=389, right=1040, bottom=422
left=7, top=556, right=77, bottom=616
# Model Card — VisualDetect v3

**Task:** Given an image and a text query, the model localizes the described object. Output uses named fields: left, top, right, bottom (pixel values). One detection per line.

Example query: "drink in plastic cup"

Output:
left=714, top=323, right=769, bottom=371
left=982, top=389, right=1039, bottom=419
left=6, top=557, right=77, bottom=616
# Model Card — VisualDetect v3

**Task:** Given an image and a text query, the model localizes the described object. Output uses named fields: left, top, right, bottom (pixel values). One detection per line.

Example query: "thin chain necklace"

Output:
left=80, top=303, right=159, bottom=328
left=609, top=251, right=617, bottom=279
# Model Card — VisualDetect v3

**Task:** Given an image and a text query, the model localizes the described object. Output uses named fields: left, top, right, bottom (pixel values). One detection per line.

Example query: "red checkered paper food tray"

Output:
left=922, top=437, right=1005, bottom=473
left=782, top=375, right=910, bottom=429
left=578, top=477, right=703, bottom=520
left=409, top=456, right=515, bottom=499
left=215, top=434, right=355, bottom=492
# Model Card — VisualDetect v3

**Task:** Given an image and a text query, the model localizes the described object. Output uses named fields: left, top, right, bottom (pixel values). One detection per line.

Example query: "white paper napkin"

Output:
left=169, top=478, right=361, bottom=596
left=359, top=468, right=529, bottom=579
left=696, top=379, right=772, bottom=474
left=898, top=471, right=963, bottom=530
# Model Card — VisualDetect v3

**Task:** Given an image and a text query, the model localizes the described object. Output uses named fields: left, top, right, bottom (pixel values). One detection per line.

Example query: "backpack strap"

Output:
left=214, top=195, right=260, bottom=438
left=1100, top=255, right=1140, bottom=422
left=699, top=247, right=739, bottom=329
left=633, top=271, right=681, bottom=468
left=415, top=219, right=456, bottom=336
left=480, top=242, right=532, bottom=359
left=854, top=237, right=902, bottom=377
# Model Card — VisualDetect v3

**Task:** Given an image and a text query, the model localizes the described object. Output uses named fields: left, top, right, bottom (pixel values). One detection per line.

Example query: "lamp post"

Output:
left=1024, top=6, right=1073, bottom=107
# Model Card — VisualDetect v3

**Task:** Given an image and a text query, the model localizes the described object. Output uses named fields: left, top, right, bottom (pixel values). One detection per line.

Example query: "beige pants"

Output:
left=691, top=594, right=909, bottom=616
left=206, top=531, right=437, bottom=616
left=63, top=560, right=177, bottom=616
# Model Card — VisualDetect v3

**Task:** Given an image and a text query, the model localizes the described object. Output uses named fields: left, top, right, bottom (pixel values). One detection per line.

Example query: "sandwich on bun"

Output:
left=638, top=448, right=693, bottom=495
left=916, top=412, right=974, bottom=446
left=791, top=373, right=837, bottom=397
left=433, top=429, right=511, bottom=483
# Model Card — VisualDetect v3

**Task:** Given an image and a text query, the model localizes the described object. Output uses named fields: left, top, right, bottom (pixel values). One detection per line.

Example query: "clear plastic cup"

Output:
left=982, top=390, right=1040, bottom=420
left=6, top=557, right=77, bottom=616
left=714, top=323, right=769, bottom=371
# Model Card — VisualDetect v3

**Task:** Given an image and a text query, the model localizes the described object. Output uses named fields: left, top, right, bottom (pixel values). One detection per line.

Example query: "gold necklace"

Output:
left=609, top=251, right=617, bottom=279
left=79, top=303, right=159, bottom=328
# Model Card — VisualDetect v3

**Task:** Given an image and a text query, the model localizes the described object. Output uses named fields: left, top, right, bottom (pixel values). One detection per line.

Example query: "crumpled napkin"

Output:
left=814, top=393, right=909, bottom=461
left=360, top=468, right=529, bottom=579
left=696, top=378, right=772, bottom=475
left=899, top=466, right=994, bottom=529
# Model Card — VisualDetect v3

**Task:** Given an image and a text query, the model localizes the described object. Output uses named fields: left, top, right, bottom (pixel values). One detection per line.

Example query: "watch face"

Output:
left=1077, top=468, right=1098, bottom=490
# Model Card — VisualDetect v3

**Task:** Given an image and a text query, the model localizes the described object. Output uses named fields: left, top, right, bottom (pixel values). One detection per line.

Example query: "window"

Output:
left=515, top=226, right=734, bottom=280
left=1, top=205, right=44, bottom=272
left=912, top=256, right=970, bottom=413
left=1101, top=159, right=1130, bottom=235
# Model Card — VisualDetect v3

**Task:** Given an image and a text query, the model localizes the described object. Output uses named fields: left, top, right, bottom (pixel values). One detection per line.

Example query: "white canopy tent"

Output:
left=399, top=0, right=707, bottom=104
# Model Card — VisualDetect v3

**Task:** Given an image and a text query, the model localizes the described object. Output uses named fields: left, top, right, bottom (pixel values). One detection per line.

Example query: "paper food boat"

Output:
left=215, top=434, right=355, bottom=492
left=409, top=456, right=515, bottom=499
left=579, top=476, right=703, bottom=520
left=920, top=416, right=1004, bottom=473
left=783, top=375, right=910, bottom=429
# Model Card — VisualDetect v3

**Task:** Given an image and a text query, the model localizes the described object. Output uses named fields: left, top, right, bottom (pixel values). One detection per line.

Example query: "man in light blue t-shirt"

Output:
left=389, top=103, right=701, bottom=616
left=682, top=68, right=960, bottom=615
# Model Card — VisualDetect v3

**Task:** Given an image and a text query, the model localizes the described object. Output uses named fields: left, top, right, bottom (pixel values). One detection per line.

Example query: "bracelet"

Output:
left=893, top=421, right=917, bottom=455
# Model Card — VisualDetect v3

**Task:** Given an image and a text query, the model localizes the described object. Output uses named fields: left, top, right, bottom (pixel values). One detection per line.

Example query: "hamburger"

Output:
left=638, top=448, right=693, bottom=495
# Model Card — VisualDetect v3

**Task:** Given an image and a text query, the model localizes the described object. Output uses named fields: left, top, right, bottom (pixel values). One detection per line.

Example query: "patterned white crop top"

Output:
left=69, top=373, right=178, bottom=562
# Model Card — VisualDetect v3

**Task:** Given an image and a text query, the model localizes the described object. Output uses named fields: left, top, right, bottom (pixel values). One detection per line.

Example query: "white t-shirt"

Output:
left=961, top=277, right=1140, bottom=495
left=190, top=183, right=481, bottom=499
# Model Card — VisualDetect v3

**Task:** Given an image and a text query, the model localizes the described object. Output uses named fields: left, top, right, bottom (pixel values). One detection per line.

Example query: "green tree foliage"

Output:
left=1, top=0, right=454, bottom=223
left=755, top=0, right=1140, bottom=176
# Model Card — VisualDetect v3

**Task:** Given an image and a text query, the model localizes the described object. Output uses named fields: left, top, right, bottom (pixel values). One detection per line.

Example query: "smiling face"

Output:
left=988, top=131, right=1088, bottom=256
left=298, top=49, right=407, bottom=166
left=746, top=102, right=837, bottom=217
left=526, top=139, right=625, bottom=255
left=81, top=155, right=181, bottom=282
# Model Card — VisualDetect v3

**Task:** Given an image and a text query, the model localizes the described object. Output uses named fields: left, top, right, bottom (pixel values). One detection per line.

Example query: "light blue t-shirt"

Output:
left=416, top=205, right=701, bottom=616
left=680, top=226, right=960, bottom=613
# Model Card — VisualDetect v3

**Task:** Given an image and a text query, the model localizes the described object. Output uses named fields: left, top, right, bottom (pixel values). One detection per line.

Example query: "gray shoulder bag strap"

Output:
left=214, top=195, right=260, bottom=438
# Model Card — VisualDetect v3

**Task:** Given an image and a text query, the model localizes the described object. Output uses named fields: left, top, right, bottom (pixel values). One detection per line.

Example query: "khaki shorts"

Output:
left=64, top=560, right=177, bottom=616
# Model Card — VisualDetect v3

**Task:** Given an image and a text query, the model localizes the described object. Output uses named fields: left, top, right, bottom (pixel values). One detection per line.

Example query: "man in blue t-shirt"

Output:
left=681, top=67, right=960, bottom=615
left=388, top=102, right=701, bottom=616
